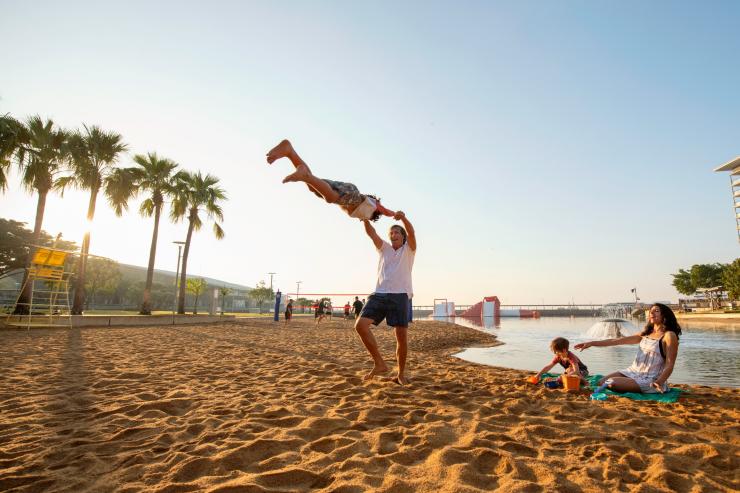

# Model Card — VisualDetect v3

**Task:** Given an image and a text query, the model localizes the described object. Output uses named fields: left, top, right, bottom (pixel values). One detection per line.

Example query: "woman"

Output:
left=574, top=303, right=681, bottom=393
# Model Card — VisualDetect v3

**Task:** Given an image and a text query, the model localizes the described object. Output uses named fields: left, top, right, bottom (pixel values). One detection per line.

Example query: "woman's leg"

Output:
left=605, top=377, right=643, bottom=393
left=597, top=371, right=627, bottom=386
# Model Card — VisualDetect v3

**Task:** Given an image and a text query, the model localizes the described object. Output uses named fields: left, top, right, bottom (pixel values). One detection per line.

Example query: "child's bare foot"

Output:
left=363, top=363, right=389, bottom=381
left=266, top=139, right=294, bottom=164
left=282, top=164, right=310, bottom=183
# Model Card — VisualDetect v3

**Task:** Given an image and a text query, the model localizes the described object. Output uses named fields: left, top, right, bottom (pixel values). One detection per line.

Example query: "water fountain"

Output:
left=585, top=318, right=640, bottom=338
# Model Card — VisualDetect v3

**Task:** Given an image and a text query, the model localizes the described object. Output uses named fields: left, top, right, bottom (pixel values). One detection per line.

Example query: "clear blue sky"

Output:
left=2, top=1, right=738, bottom=305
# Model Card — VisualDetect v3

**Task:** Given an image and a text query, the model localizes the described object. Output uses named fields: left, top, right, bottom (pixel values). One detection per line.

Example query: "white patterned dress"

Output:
left=619, top=336, right=669, bottom=393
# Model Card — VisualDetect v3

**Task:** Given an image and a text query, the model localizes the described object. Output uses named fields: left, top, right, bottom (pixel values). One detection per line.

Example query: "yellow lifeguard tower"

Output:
left=6, top=246, right=75, bottom=329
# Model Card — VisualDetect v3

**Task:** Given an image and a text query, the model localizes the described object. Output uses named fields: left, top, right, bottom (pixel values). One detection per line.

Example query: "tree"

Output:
left=0, top=114, right=29, bottom=191
left=690, top=263, right=724, bottom=290
left=186, top=277, right=207, bottom=315
left=295, top=297, right=313, bottom=314
left=722, top=258, right=740, bottom=300
left=12, top=116, right=70, bottom=314
left=171, top=170, right=226, bottom=314
left=671, top=268, right=694, bottom=296
left=84, top=257, right=121, bottom=309
left=249, top=280, right=273, bottom=313
left=64, top=125, right=130, bottom=314
left=129, top=152, right=179, bottom=315
left=218, top=286, right=231, bottom=315
left=0, top=218, right=77, bottom=276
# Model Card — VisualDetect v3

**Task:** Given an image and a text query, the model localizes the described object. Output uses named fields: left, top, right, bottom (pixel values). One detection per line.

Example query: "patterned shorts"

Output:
left=314, top=179, right=365, bottom=207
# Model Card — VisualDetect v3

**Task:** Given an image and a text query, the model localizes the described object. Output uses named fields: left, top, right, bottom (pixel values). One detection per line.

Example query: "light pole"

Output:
left=267, top=272, right=276, bottom=291
left=172, top=241, right=185, bottom=318
left=296, top=281, right=302, bottom=312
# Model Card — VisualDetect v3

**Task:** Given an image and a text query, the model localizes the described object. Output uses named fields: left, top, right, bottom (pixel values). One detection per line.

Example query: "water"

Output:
left=442, top=316, right=740, bottom=388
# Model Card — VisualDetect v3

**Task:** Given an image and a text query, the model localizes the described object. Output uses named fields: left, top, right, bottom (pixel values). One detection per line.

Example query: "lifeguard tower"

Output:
left=6, top=246, right=74, bottom=329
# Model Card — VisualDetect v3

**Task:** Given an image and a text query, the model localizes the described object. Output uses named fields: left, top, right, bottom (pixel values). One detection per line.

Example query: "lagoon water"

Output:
left=444, top=316, right=740, bottom=388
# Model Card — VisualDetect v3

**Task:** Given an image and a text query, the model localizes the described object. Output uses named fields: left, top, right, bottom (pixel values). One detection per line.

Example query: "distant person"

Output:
left=284, top=299, right=293, bottom=326
left=355, top=212, right=416, bottom=385
left=326, top=300, right=333, bottom=320
left=267, top=139, right=396, bottom=221
left=575, top=303, right=680, bottom=393
left=353, top=297, right=363, bottom=319
left=532, top=337, right=588, bottom=386
left=316, top=300, right=329, bottom=325
left=344, top=302, right=351, bottom=320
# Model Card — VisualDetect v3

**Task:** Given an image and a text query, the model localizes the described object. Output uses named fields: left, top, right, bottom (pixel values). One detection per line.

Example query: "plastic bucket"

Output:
left=562, top=375, right=580, bottom=392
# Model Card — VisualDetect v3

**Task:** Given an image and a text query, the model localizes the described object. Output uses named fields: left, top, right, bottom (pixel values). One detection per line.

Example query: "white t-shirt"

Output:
left=349, top=196, right=377, bottom=220
left=374, top=240, right=415, bottom=296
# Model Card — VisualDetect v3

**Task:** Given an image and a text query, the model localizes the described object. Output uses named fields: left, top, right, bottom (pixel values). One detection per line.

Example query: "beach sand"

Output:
left=1, top=318, right=738, bottom=492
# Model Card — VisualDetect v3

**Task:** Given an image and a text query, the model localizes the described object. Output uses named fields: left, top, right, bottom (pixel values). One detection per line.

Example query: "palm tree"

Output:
left=64, top=125, right=129, bottom=314
left=0, top=114, right=29, bottom=191
left=130, top=152, right=178, bottom=314
left=12, top=116, right=69, bottom=314
left=171, top=170, right=226, bottom=314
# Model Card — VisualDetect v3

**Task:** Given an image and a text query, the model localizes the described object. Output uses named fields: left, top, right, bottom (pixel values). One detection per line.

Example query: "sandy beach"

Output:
left=1, top=318, right=738, bottom=492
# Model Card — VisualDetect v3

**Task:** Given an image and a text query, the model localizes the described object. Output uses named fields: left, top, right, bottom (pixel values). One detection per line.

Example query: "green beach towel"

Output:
left=541, top=373, right=685, bottom=403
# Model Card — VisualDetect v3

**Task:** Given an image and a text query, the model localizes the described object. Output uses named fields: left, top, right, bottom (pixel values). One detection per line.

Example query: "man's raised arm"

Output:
left=362, top=220, right=383, bottom=249
left=394, top=211, right=416, bottom=251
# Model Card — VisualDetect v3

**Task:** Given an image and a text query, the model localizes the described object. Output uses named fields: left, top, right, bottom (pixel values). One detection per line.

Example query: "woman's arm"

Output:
left=652, top=332, right=679, bottom=392
left=574, top=334, right=642, bottom=351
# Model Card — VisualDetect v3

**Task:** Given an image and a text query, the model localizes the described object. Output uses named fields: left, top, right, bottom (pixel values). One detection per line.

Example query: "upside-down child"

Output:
left=533, top=337, right=589, bottom=386
left=266, top=139, right=396, bottom=221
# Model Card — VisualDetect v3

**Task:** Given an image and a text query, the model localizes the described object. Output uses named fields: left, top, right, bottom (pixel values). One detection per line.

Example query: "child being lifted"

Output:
left=266, top=139, right=396, bottom=221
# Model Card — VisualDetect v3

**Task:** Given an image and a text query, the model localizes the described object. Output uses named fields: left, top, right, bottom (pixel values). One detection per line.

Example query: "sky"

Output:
left=2, top=0, right=739, bottom=306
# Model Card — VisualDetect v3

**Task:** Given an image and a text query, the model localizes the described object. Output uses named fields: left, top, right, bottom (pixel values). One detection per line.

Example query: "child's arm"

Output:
left=535, top=363, right=556, bottom=379
left=375, top=201, right=395, bottom=217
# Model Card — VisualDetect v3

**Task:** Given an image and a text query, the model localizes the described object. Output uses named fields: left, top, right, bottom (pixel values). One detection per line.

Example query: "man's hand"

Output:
left=393, top=211, right=405, bottom=221
left=651, top=381, right=665, bottom=393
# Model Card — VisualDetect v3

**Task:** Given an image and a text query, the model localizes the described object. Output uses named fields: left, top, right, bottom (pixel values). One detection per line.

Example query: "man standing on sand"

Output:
left=355, top=211, right=416, bottom=385
left=353, top=297, right=363, bottom=319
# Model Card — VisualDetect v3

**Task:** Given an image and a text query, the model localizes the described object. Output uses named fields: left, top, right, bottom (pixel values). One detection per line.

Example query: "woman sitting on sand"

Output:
left=574, top=303, right=680, bottom=393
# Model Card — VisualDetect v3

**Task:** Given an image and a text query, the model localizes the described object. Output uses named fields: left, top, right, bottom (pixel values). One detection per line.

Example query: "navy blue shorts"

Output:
left=359, top=293, right=410, bottom=327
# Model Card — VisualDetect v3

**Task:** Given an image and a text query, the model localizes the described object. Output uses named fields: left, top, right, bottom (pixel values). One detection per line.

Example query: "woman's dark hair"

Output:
left=366, top=194, right=381, bottom=222
left=640, top=303, right=682, bottom=339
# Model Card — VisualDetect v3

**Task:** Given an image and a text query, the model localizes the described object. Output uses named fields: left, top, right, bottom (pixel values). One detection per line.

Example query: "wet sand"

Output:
left=0, top=318, right=738, bottom=492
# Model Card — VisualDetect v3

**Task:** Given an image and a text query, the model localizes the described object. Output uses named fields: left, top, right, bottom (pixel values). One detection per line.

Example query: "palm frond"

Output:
left=213, top=222, right=225, bottom=240
left=139, top=198, right=155, bottom=217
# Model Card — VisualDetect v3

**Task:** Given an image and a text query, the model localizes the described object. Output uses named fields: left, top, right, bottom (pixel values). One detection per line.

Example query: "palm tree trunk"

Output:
left=177, top=213, right=196, bottom=314
left=13, top=190, right=48, bottom=315
left=140, top=204, right=162, bottom=315
left=72, top=189, right=98, bottom=314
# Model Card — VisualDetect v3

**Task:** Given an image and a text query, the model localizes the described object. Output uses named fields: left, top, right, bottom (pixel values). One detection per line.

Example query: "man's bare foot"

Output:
left=389, top=374, right=410, bottom=386
left=266, top=139, right=294, bottom=164
left=363, top=364, right=390, bottom=381
left=282, top=163, right=310, bottom=183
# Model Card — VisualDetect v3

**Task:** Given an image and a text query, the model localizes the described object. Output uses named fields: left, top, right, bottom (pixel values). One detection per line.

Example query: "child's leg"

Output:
left=266, top=139, right=341, bottom=203
left=285, top=171, right=341, bottom=203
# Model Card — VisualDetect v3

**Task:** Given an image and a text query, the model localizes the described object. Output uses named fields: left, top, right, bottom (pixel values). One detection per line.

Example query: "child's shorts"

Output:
left=318, top=179, right=365, bottom=207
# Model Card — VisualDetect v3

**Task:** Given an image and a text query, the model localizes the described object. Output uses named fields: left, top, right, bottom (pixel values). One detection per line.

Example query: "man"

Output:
left=352, top=296, right=363, bottom=319
left=344, top=301, right=351, bottom=320
left=355, top=211, right=416, bottom=385
left=284, top=299, right=293, bottom=327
